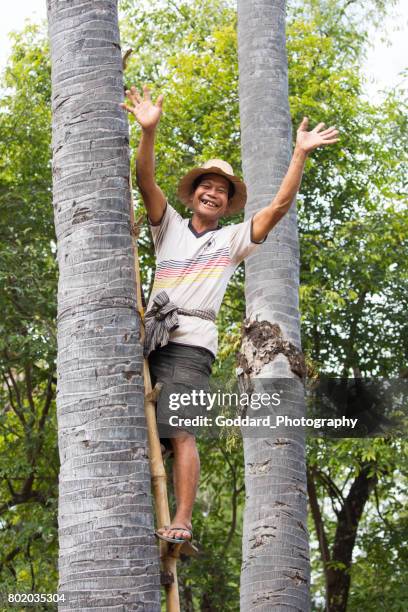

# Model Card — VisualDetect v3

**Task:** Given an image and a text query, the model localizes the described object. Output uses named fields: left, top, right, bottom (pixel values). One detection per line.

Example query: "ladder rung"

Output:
left=160, top=570, right=175, bottom=586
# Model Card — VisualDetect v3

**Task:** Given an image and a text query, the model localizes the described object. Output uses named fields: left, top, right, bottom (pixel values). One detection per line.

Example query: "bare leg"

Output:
left=156, top=432, right=199, bottom=541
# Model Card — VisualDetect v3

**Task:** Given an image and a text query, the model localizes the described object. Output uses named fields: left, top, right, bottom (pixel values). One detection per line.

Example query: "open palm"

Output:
left=121, top=85, right=163, bottom=131
left=296, top=117, right=339, bottom=153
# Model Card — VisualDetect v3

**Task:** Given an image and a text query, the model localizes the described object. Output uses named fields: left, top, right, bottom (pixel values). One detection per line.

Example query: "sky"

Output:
left=0, top=0, right=406, bottom=100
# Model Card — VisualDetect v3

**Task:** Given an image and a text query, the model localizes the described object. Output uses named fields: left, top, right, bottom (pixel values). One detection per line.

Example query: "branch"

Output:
left=314, top=466, right=345, bottom=512
left=0, top=422, right=23, bottom=438
left=27, top=540, right=35, bottom=592
left=5, top=478, right=15, bottom=497
left=24, top=364, right=36, bottom=414
left=0, top=532, right=42, bottom=574
left=219, top=446, right=244, bottom=554
left=373, top=485, right=393, bottom=531
left=342, top=290, right=368, bottom=375
left=307, top=467, right=331, bottom=564
left=38, top=374, right=55, bottom=431
left=339, top=466, right=354, bottom=496
left=0, top=487, right=48, bottom=515
left=2, top=372, right=26, bottom=426
left=307, top=467, right=331, bottom=604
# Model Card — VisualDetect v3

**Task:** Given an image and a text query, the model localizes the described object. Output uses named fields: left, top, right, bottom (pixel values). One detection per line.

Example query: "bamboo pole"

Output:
left=128, top=170, right=181, bottom=612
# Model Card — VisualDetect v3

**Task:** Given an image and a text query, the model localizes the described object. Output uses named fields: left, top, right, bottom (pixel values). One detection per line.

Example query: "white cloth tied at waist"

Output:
left=143, top=290, right=216, bottom=358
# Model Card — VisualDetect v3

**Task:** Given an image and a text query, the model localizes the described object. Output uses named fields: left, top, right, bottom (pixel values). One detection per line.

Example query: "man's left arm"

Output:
left=251, top=117, right=339, bottom=243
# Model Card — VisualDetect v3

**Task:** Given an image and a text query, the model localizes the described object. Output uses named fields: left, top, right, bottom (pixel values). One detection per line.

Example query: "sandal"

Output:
left=155, top=525, right=193, bottom=544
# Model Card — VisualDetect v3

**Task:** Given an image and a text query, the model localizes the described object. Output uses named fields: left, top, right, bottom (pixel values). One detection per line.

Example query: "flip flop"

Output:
left=155, top=526, right=193, bottom=544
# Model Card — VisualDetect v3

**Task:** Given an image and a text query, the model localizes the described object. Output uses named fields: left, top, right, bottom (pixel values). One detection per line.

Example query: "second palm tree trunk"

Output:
left=237, top=1, right=310, bottom=610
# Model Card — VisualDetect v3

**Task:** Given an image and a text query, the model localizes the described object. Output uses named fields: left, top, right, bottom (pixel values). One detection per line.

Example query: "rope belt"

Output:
left=143, top=290, right=216, bottom=358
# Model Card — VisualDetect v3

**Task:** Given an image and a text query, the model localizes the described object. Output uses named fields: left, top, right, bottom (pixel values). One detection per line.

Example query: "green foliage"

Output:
left=291, top=39, right=407, bottom=606
left=287, top=12, right=408, bottom=377
left=121, top=0, right=239, bottom=185
left=0, top=24, right=55, bottom=368
left=349, top=509, right=408, bottom=610
left=307, top=437, right=408, bottom=609
left=0, top=24, right=59, bottom=598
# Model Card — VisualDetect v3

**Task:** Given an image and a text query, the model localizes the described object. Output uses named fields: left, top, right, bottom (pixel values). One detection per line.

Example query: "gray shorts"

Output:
left=148, top=342, right=214, bottom=448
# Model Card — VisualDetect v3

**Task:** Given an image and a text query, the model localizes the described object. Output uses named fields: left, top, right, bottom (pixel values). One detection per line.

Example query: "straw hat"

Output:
left=177, top=159, right=247, bottom=215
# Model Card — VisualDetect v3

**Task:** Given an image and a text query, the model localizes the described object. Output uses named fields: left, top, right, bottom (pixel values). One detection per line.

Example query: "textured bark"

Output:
left=238, top=319, right=307, bottom=380
left=237, top=1, right=310, bottom=609
left=47, top=1, right=160, bottom=609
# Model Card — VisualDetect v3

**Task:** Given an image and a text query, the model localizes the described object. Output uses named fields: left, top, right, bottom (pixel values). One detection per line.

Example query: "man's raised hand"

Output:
left=295, top=117, right=339, bottom=155
left=121, top=85, right=164, bottom=132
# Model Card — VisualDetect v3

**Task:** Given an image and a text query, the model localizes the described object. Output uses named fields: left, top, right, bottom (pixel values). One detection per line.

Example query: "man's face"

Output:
left=189, top=173, right=231, bottom=220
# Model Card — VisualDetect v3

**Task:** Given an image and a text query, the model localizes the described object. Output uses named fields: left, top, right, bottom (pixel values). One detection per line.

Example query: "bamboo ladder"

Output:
left=128, top=173, right=198, bottom=612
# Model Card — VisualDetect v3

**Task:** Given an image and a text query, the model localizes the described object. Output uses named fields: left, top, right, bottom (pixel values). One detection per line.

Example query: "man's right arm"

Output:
left=121, top=85, right=166, bottom=224
left=136, top=127, right=166, bottom=225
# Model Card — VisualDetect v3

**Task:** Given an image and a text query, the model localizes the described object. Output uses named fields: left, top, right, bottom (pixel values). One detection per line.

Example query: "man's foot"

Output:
left=155, top=522, right=193, bottom=543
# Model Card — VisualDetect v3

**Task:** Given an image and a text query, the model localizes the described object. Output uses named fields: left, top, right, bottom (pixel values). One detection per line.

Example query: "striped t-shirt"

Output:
left=147, top=202, right=265, bottom=357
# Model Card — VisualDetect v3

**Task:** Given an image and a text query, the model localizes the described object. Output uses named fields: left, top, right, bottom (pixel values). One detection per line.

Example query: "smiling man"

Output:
left=121, top=85, right=339, bottom=545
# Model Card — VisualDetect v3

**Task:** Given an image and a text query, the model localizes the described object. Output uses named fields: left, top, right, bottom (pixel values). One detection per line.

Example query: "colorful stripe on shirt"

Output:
left=152, top=247, right=232, bottom=290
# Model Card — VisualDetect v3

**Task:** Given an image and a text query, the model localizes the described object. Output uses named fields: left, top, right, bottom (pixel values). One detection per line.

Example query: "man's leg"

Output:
left=156, top=432, right=199, bottom=541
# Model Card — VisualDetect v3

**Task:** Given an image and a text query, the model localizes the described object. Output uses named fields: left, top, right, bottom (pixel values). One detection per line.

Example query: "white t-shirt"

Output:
left=147, top=202, right=265, bottom=357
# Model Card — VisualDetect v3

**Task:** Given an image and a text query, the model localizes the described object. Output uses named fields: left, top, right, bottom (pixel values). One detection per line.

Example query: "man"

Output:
left=121, top=85, right=339, bottom=544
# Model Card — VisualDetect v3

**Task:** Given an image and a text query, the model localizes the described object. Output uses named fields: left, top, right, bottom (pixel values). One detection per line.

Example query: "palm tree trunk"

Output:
left=237, top=1, right=310, bottom=609
left=47, top=1, right=160, bottom=608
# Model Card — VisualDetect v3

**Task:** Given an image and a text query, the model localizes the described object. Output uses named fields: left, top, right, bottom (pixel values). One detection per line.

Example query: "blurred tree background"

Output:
left=0, top=0, right=406, bottom=609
